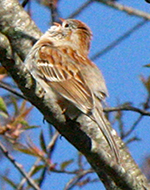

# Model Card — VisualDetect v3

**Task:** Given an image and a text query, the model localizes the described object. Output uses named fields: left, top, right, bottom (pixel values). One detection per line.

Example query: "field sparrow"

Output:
left=25, top=19, right=119, bottom=162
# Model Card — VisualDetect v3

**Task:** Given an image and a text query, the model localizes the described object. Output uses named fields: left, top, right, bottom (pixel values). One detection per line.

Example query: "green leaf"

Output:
left=14, top=143, right=37, bottom=156
left=24, top=125, right=39, bottom=130
left=144, top=64, right=150, bottom=67
left=2, top=176, right=17, bottom=188
left=31, top=165, right=45, bottom=176
left=0, top=97, right=8, bottom=115
left=0, top=111, right=8, bottom=118
left=40, top=130, right=47, bottom=153
left=11, top=96, right=18, bottom=116
left=61, top=159, right=74, bottom=170
left=16, top=147, right=35, bottom=156
left=140, top=75, right=150, bottom=93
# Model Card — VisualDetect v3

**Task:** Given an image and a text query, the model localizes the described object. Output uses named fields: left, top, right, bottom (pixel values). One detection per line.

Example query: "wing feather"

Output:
left=37, top=45, right=93, bottom=113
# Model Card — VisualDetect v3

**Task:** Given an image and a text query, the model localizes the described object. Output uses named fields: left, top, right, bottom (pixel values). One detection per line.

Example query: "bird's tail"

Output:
left=90, top=100, right=119, bottom=163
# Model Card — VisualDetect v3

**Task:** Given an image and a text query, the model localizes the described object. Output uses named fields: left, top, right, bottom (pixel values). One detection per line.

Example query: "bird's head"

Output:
left=45, top=19, right=92, bottom=56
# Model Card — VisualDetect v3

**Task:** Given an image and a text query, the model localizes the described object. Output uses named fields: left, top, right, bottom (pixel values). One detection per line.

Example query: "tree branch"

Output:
left=91, top=20, right=148, bottom=60
left=0, top=81, right=25, bottom=99
left=68, top=0, right=94, bottom=19
left=64, top=169, right=94, bottom=190
left=96, top=0, right=150, bottom=20
left=1, top=79, right=149, bottom=118
left=104, top=105, right=150, bottom=116
left=0, top=141, right=41, bottom=190
left=0, top=0, right=149, bottom=189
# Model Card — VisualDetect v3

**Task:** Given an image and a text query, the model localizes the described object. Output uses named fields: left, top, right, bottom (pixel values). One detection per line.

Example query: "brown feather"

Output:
left=38, top=44, right=93, bottom=114
left=25, top=19, right=119, bottom=162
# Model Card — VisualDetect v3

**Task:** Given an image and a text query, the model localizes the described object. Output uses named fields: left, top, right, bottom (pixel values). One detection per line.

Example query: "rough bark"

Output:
left=0, top=0, right=149, bottom=189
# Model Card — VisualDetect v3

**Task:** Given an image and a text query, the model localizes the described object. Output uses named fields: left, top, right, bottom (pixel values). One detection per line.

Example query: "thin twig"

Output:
left=17, top=158, right=41, bottom=190
left=38, top=130, right=60, bottom=187
left=104, top=105, right=150, bottom=116
left=0, top=141, right=41, bottom=190
left=0, top=81, right=25, bottom=100
left=125, top=136, right=141, bottom=145
left=68, top=0, right=94, bottom=19
left=64, top=169, right=93, bottom=190
left=105, top=103, right=149, bottom=139
left=47, top=131, right=59, bottom=150
left=49, top=0, right=58, bottom=24
left=96, top=0, right=150, bottom=20
left=123, top=115, right=143, bottom=139
left=91, top=19, right=148, bottom=60
left=17, top=131, right=59, bottom=189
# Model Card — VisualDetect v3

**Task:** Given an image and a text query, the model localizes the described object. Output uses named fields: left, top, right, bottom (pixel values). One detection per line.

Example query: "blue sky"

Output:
left=32, top=0, right=150, bottom=190
left=1, top=0, right=150, bottom=189
left=29, top=1, right=150, bottom=189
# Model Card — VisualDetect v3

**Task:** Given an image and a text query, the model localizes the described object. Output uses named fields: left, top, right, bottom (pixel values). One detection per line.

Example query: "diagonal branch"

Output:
left=68, top=0, right=94, bottom=19
left=96, top=0, right=150, bottom=20
left=0, top=141, right=41, bottom=190
left=64, top=169, right=94, bottom=190
left=91, top=19, right=148, bottom=60
left=0, top=81, right=25, bottom=99
left=17, top=159, right=41, bottom=190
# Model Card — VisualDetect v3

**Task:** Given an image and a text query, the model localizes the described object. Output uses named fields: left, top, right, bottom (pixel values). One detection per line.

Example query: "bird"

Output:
left=25, top=18, right=119, bottom=162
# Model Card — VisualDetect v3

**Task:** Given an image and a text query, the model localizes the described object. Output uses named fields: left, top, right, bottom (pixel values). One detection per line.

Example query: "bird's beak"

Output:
left=59, top=18, right=65, bottom=23
left=54, top=22, right=61, bottom=27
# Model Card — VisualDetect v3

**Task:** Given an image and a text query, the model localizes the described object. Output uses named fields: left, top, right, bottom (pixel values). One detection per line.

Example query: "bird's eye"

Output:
left=64, top=23, right=69, bottom=28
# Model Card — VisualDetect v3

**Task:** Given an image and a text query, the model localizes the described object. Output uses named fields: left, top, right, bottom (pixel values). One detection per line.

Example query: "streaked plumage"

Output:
left=25, top=19, right=119, bottom=162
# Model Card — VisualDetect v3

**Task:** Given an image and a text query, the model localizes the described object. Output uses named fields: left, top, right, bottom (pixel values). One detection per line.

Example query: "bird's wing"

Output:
left=29, top=44, right=119, bottom=162
left=36, top=45, right=93, bottom=114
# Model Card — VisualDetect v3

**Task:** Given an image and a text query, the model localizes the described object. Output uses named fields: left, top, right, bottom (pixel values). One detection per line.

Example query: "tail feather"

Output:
left=90, top=102, right=119, bottom=163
